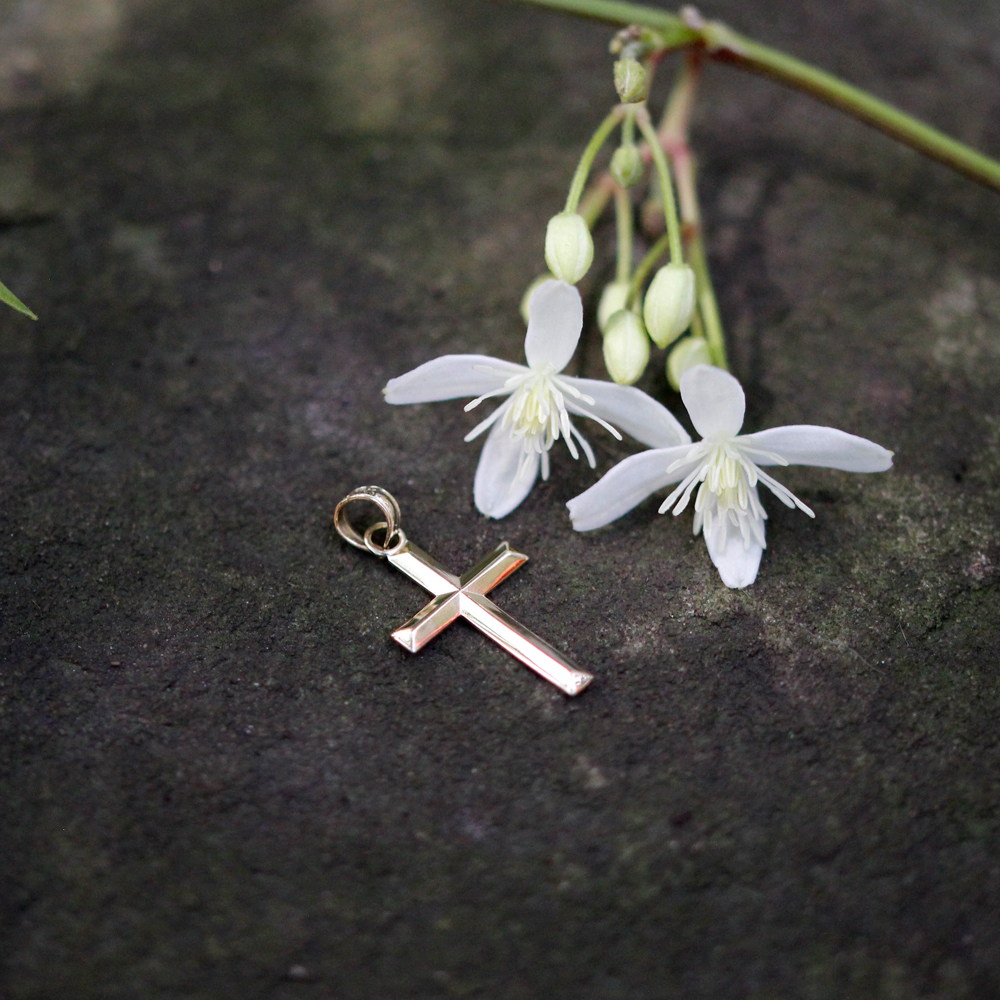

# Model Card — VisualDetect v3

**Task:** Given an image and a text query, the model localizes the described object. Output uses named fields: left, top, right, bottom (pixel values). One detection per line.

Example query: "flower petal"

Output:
left=563, top=377, right=692, bottom=448
left=704, top=505, right=765, bottom=589
left=567, top=445, right=695, bottom=531
left=679, top=364, right=745, bottom=439
left=473, top=420, right=539, bottom=519
left=523, top=279, right=583, bottom=373
left=384, top=355, right=525, bottom=404
left=740, top=425, right=894, bottom=472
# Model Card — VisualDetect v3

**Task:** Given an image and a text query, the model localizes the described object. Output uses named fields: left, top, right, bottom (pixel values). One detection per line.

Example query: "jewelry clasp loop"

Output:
left=363, top=521, right=408, bottom=557
left=334, top=486, right=403, bottom=555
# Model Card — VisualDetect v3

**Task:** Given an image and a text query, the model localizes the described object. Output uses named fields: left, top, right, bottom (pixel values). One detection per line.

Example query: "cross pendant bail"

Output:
left=334, top=487, right=593, bottom=696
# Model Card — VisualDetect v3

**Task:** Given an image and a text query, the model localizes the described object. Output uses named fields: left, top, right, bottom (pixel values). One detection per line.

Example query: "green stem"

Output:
left=513, top=0, right=1000, bottom=194
left=514, top=0, right=696, bottom=43
left=689, top=301, right=705, bottom=341
left=635, top=110, right=683, bottom=264
left=658, top=54, right=728, bottom=370
left=621, top=106, right=636, bottom=147
left=614, top=187, right=632, bottom=283
left=689, top=236, right=727, bottom=370
left=577, top=175, right=616, bottom=228
left=625, top=231, right=669, bottom=309
left=719, top=33, right=1000, bottom=191
left=566, top=107, right=625, bottom=214
left=658, top=52, right=702, bottom=226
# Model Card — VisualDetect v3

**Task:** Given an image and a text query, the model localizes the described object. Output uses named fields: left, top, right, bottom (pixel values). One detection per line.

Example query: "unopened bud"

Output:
left=519, top=273, right=556, bottom=325
left=643, top=262, right=696, bottom=348
left=610, top=144, right=643, bottom=188
left=544, top=212, right=594, bottom=284
left=667, top=336, right=713, bottom=391
left=614, top=58, right=649, bottom=104
left=597, top=281, right=630, bottom=333
left=603, top=310, right=650, bottom=385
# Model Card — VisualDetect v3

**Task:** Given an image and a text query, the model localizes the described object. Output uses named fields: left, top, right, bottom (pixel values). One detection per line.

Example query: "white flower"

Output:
left=384, top=280, right=691, bottom=519
left=567, top=364, right=894, bottom=588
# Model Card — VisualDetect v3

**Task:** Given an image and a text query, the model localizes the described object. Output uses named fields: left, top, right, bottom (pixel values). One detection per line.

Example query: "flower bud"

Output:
left=614, top=58, right=649, bottom=104
left=610, top=144, right=643, bottom=188
left=643, top=262, right=696, bottom=348
left=519, top=273, right=556, bottom=325
left=597, top=280, right=630, bottom=333
left=603, top=310, right=650, bottom=385
left=544, top=212, right=594, bottom=284
left=667, top=336, right=713, bottom=391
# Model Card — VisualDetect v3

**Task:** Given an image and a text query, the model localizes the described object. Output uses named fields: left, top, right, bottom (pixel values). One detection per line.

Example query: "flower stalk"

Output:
left=513, top=0, right=1000, bottom=194
left=565, top=107, right=626, bottom=214
left=635, top=109, right=683, bottom=265
left=626, top=231, right=669, bottom=310
left=656, top=52, right=728, bottom=370
left=613, top=186, right=633, bottom=284
left=687, top=234, right=727, bottom=370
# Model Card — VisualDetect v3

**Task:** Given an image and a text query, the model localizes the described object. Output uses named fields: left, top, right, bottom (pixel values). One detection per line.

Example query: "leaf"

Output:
left=0, top=278, right=37, bottom=320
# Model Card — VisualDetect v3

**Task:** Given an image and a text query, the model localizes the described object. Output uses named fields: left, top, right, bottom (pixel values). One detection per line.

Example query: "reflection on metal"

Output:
left=334, top=486, right=593, bottom=696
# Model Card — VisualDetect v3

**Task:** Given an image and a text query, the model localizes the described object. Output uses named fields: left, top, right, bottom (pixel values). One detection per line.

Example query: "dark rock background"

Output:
left=1, top=0, right=999, bottom=996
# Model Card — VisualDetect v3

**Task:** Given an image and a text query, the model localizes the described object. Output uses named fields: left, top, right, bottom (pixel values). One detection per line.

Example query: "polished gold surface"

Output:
left=335, top=487, right=593, bottom=696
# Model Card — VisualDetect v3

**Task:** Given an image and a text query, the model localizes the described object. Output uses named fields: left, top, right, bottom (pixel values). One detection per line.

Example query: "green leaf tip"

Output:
left=0, top=279, right=38, bottom=320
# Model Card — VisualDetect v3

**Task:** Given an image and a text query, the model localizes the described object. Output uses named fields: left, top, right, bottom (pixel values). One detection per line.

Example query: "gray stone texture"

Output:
left=1, top=0, right=999, bottom=996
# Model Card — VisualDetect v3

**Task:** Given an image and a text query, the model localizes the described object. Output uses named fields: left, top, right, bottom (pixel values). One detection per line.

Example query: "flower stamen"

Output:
left=464, top=397, right=510, bottom=442
left=662, top=437, right=816, bottom=548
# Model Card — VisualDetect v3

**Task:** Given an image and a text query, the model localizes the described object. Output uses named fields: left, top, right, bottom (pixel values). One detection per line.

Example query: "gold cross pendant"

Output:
left=334, top=486, right=593, bottom=696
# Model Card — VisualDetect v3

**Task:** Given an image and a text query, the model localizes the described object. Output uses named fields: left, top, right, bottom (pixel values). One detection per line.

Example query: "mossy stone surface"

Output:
left=1, top=1, right=999, bottom=997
